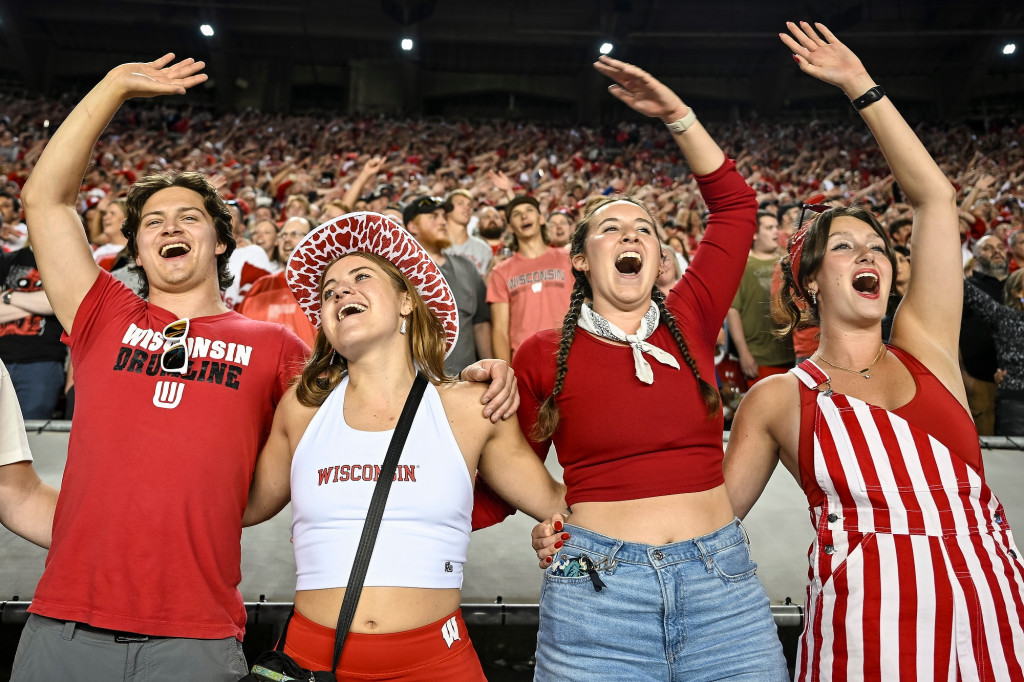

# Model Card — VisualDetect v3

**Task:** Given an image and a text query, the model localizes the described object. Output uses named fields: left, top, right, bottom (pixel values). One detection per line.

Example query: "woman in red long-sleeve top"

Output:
left=476, top=57, right=789, bottom=681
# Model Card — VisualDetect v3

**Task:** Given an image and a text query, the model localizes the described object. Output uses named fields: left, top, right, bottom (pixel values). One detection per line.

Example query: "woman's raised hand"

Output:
left=779, top=22, right=872, bottom=96
left=593, top=56, right=688, bottom=123
left=106, top=54, right=208, bottom=101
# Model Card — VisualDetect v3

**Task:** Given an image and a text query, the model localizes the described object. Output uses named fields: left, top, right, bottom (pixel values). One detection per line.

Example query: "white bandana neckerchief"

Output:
left=577, top=302, right=680, bottom=384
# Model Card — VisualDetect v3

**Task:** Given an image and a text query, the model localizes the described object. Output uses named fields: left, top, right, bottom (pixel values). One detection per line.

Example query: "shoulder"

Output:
left=436, top=380, right=493, bottom=430
left=516, top=329, right=561, bottom=358
left=447, top=252, right=478, bottom=276
left=741, top=372, right=800, bottom=418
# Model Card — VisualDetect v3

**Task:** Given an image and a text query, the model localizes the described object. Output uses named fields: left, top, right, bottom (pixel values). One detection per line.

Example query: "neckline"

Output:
left=337, top=375, right=401, bottom=434
left=802, top=347, right=920, bottom=415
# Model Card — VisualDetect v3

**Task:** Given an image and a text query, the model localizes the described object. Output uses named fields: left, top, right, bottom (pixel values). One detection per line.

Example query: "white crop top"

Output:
left=290, top=377, right=474, bottom=591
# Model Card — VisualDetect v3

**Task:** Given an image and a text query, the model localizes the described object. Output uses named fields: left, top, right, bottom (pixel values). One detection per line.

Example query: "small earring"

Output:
left=809, top=289, right=817, bottom=305
left=400, top=317, right=407, bottom=334
left=329, top=350, right=338, bottom=365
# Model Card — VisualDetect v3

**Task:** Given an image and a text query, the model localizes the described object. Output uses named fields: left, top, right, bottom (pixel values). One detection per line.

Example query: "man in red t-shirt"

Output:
left=13, top=57, right=308, bottom=681
left=486, top=196, right=571, bottom=362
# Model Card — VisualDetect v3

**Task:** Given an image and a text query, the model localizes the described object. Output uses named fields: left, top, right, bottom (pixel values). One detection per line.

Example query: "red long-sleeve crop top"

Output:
left=472, top=158, right=757, bottom=529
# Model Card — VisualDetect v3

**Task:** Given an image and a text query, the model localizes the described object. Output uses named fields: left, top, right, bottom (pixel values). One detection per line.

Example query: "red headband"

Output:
left=787, top=224, right=811, bottom=300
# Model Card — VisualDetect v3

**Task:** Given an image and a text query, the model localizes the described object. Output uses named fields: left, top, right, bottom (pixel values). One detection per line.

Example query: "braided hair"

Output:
left=533, top=195, right=720, bottom=441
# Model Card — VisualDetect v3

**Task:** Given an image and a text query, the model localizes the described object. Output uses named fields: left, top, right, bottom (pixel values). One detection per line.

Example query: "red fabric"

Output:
left=237, top=271, right=317, bottom=348
left=31, top=271, right=308, bottom=639
left=473, top=158, right=757, bottom=527
left=283, top=609, right=486, bottom=681
left=797, top=346, right=982, bottom=509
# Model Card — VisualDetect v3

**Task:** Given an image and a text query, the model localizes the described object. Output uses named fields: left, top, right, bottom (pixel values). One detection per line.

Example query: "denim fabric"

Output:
left=5, top=360, right=63, bottom=419
left=535, top=519, right=788, bottom=682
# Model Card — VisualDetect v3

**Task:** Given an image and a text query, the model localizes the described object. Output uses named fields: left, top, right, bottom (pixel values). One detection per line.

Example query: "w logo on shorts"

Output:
left=440, top=616, right=460, bottom=649
left=153, top=380, right=184, bottom=409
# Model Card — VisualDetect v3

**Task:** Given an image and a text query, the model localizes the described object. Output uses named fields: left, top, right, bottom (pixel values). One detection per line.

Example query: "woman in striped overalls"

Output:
left=725, top=22, right=1024, bottom=681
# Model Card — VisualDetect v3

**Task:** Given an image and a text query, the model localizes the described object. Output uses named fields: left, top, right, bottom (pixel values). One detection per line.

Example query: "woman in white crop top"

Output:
left=242, top=212, right=567, bottom=680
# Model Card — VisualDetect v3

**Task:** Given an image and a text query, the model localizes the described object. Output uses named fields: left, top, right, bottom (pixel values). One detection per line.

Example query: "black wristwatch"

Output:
left=2, top=290, right=12, bottom=305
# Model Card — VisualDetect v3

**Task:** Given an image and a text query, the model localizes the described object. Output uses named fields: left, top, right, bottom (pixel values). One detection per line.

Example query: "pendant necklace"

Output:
left=815, top=344, right=887, bottom=379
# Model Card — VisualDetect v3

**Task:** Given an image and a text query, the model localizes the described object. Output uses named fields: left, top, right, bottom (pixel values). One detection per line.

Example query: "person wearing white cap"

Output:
left=242, top=211, right=567, bottom=679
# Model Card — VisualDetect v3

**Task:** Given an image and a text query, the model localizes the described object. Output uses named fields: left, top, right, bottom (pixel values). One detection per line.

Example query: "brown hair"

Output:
left=533, top=195, right=720, bottom=441
left=1005, top=269, right=1024, bottom=312
left=121, top=171, right=235, bottom=298
left=295, top=252, right=450, bottom=407
left=775, top=206, right=896, bottom=336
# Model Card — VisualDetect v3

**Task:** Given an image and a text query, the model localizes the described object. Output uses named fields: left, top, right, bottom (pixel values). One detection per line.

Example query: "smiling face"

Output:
left=251, top=219, right=279, bottom=259
left=807, top=216, right=893, bottom=325
left=319, top=254, right=412, bottom=360
left=573, top=200, right=661, bottom=315
left=134, top=186, right=226, bottom=294
left=101, top=202, right=126, bottom=241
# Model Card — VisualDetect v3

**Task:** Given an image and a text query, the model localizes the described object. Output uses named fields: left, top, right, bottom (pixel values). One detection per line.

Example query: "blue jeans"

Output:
left=5, top=360, right=64, bottom=419
left=535, top=519, right=788, bottom=682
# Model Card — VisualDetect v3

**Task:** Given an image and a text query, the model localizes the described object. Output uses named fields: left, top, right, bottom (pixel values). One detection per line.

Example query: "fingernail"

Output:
left=792, top=55, right=799, bottom=63
left=553, top=521, right=563, bottom=532
left=484, top=408, right=492, bottom=416
left=561, top=533, right=570, bottom=540
left=545, top=556, right=552, bottom=564
left=554, top=541, right=564, bottom=549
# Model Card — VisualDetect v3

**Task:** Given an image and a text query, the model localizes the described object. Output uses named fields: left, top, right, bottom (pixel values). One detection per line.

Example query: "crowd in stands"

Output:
left=1, top=92, right=1022, bottom=433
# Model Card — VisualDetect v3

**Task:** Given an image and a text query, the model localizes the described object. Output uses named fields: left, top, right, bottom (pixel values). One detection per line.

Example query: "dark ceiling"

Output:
left=0, top=0, right=1021, bottom=119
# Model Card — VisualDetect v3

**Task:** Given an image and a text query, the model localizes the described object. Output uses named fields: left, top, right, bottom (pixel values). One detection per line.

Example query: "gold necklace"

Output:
left=815, top=344, right=887, bottom=379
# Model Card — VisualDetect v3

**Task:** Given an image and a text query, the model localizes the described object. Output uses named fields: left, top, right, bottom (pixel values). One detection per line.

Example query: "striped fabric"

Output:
left=792, top=359, right=1024, bottom=681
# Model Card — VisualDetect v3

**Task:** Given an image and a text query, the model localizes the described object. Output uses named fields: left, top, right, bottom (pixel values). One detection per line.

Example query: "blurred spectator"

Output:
left=443, top=189, right=492, bottom=276
left=486, top=196, right=571, bottom=362
left=237, top=216, right=316, bottom=345
left=1009, top=228, right=1024, bottom=274
left=0, top=191, right=27, bottom=252
left=959, top=234, right=1009, bottom=435
left=963, top=269, right=1024, bottom=435
left=91, top=198, right=129, bottom=270
left=476, top=205, right=506, bottom=255
left=887, top=217, right=912, bottom=249
left=727, top=211, right=793, bottom=383
left=881, top=244, right=911, bottom=343
left=545, top=209, right=573, bottom=248
left=0, top=243, right=66, bottom=418
left=404, top=196, right=491, bottom=375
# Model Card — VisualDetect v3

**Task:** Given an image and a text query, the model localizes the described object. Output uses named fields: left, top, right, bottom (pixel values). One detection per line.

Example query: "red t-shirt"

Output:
left=485, top=247, right=572, bottom=355
left=30, top=271, right=308, bottom=639
left=473, top=158, right=757, bottom=527
left=237, top=270, right=318, bottom=348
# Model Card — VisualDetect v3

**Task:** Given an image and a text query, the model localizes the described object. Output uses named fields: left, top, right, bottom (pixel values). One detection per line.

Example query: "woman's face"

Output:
left=655, top=247, right=678, bottom=288
left=808, top=216, right=893, bottom=326
left=319, top=255, right=411, bottom=360
left=574, top=201, right=661, bottom=314
left=102, top=203, right=126, bottom=238
left=546, top=213, right=573, bottom=248
left=894, top=251, right=911, bottom=291
left=251, top=220, right=279, bottom=258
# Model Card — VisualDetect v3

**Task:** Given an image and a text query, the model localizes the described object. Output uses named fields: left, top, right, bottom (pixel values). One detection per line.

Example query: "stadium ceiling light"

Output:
left=200, top=24, right=215, bottom=37
left=401, top=38, right=414, bottom=51
left=1003, top=43, right=1017, bottom=55
left=599, top=42, right=613, bottom=55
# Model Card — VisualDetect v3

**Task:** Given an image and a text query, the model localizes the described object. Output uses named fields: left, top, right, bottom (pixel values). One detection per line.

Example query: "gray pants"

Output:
left=11, top=614, right=248, bottom=681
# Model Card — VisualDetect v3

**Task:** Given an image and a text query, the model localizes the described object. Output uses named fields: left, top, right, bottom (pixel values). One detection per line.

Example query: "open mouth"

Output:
left=160, top=243, right=192, bottom=259
left=852, top=271, right=880, bottom=296
left=615, top=251, right=643, bottom=275
left=337, top=303, right=367, bottom=321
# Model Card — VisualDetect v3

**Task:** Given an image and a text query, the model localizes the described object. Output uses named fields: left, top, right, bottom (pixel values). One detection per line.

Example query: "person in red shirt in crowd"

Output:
left=238, top=216, right=317, bottom=346
left=500, top=56, right=788, bottom=680
left=485, top=196, right=572, bottom=363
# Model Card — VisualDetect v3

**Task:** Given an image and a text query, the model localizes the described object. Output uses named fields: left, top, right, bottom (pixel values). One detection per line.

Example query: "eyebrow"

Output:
left=322, top=265, right=373, bottom=289
left=596, top=216, right=656, bottom=229
left=141, top=206, right=206, bottom=220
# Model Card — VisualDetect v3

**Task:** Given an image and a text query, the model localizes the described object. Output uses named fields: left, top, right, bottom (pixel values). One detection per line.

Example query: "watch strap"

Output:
left=851, top=85, right=885, bottom=111
left=665, top=108, right=697, bottom=134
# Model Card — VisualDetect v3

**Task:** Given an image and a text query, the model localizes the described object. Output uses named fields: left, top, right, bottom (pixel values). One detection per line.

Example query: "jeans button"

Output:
left=824, top=545, right=836, bottom=555
left=652, top=549, right=664, bottom=561
left=827, top=513, right=839, bottom=523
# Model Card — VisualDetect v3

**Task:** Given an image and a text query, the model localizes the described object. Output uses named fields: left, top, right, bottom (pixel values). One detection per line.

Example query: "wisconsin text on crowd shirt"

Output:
left=115, top=322, right=254, bottom=390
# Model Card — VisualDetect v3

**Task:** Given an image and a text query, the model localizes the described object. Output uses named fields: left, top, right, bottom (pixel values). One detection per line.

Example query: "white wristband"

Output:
left=665, top=108, right=697, bottom=134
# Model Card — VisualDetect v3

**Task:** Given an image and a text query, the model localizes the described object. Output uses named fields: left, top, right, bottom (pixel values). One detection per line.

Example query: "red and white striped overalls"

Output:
left=792, top=358, right=1024, bottom=681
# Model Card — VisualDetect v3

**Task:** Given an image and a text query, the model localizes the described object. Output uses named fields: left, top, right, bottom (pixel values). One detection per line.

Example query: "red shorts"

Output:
left=282, top=608, right=486, bottom=681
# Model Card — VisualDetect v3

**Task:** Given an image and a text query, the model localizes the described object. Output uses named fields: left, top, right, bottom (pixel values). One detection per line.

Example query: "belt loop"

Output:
left=737, top=518, right=751, bottom=546
left=694, top=539, right=714, bottom=572
left=61, top=621, right=76, bottom=641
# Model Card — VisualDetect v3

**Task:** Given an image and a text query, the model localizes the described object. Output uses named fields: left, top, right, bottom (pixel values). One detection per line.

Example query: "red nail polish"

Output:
left=545, top=556, right=552, bottom=564
left=792, top=54, right=800, bottom=63
left=561, top=533, right=570, bottom=540
left=553, top=521, right=563, bottom=532
left=554, top=541, right=564, bottom=549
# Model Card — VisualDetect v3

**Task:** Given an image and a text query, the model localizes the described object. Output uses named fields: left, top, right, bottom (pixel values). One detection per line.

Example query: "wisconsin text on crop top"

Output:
left=290, top=377, right=473, bottom=590
left=472, top=158, right=758, bottom=527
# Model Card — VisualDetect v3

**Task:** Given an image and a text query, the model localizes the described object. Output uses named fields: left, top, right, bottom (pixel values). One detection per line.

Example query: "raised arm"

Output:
left=594, top=56, right=725, bottom=175
left=782, top=23, right=961, bottom=359
left=20, top=55, right=207, bottom=333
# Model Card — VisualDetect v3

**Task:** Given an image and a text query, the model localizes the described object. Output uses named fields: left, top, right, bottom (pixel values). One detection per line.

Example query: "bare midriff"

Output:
left=294, top=587, right=461, bottom=633
left=568, top=484, right=736, bottom=545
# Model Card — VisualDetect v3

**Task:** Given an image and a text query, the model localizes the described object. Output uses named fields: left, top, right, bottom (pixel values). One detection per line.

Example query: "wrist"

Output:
left=660, top=105, right=691, bottom=126
left=839, top=73, right=876, bottom=100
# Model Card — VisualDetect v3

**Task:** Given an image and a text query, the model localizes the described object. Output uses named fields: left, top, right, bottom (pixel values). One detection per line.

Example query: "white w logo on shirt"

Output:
left=153, top=380, right=184, bottom=409
left=440, top=615, right=460, bottom=649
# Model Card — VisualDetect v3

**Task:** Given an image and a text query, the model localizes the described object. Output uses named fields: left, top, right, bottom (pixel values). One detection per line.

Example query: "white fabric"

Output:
left=290, top=377, right=473, bottom=590
left=0, top=359, right=32, bottom=465
left=577, top=302, right=680, bottom=384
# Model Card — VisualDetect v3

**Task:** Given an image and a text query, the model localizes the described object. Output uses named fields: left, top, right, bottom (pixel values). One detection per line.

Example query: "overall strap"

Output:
left=330, top=372, right=429, bottom=672
left=792, top=358, right=831, bottom=391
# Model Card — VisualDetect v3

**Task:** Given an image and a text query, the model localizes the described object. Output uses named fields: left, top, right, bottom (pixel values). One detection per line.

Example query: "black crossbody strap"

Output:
left=329, top=372, right=428, bottom=672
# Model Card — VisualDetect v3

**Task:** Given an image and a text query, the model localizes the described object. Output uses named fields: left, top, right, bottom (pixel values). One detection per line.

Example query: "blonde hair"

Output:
left=295, top=252, right=450, bottom=407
